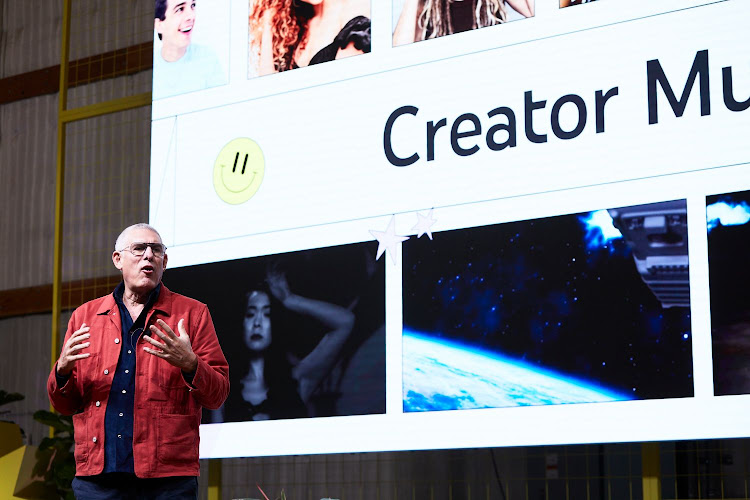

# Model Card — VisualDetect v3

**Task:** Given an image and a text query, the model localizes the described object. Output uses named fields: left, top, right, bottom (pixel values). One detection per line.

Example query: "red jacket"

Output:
left=47, top=285, right=229, bottom=478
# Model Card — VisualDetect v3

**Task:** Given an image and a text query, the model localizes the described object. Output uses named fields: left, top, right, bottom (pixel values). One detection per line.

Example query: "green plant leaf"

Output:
left=38, top=436, right=56, bottom=451
left=0, top=390, right=25, bottom=407
left=33, top=410, right=74, bottom=432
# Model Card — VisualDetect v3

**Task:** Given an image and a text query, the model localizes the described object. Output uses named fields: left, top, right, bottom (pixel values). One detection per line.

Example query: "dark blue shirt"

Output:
left=103, top=282, right=162, bottom=473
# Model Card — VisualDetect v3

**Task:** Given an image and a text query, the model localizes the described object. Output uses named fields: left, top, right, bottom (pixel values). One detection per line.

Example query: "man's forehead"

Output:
left=167, top=0, right=190, bottom=11
left=123, top=227, right=162, bottom=244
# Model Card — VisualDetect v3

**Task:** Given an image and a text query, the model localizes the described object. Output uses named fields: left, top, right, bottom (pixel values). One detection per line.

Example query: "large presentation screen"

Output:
left=150, top=0, right=750, bottom=458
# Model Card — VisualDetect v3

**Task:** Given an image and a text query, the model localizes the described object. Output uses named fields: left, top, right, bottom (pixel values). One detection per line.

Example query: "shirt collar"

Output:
left=113, top=282, right=162, bottom=311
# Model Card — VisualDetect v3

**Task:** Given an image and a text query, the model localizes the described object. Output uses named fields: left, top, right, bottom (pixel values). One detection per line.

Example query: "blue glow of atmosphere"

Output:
left=706, top=201, right=750, bottom=233
left=579, top=210, right=623, bottom=250
left=403, top=328, right=633, bottom=401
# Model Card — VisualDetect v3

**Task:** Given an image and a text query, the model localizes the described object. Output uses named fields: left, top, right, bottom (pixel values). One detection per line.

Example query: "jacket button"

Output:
left=92, top=437, right=97, bottom=443
left=114, top=338, right=120, bottom=344
left=104, top=369, right=109, bottom=375
left=95, top=401, right=100, bottom=407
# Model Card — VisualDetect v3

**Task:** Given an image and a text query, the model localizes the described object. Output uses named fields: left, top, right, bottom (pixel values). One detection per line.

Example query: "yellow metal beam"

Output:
left=208, top=459, right=222, bottom=500
left=59, top=92, right=152, bottom=124
left=52, top=0, right=72, bottom=378
left=642, top=442, right=661, bottom=500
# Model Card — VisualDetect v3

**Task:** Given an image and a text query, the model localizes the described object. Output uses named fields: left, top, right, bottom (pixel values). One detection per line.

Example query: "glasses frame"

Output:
left=117, top=242, right=167, bottom=258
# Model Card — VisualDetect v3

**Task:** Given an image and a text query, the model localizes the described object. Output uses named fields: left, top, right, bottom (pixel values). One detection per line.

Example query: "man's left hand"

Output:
left=144, top=319, right=198, bottom=373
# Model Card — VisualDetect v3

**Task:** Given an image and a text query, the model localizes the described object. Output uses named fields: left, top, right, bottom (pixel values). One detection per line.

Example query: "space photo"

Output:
left=164, top=241, right=385, bottom=422
left=402, top=200, right=694, bottom=412
left=707, top=190, right=750, bottom=396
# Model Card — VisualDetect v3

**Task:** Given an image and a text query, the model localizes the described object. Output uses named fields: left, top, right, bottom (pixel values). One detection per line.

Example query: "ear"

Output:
left=112, top=251, right=124, bottom=271
left=154, top=18, right=162, bottom=36
left=162, top=253, right=168, bottom=272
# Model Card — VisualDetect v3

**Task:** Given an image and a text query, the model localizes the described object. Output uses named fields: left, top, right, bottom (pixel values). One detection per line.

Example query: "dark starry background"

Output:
left=403, top=204, right=694, bottom=400
left=707, top=190, right=750, bottom=396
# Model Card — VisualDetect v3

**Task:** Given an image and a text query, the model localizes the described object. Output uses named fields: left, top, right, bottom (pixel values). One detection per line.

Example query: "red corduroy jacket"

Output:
left=47, top=285, right=229, bottom=478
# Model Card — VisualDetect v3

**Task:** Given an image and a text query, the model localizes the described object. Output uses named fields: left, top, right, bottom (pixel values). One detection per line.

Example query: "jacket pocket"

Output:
left=157, top=413, right=199, bottom=467
left=72, top=412, right=88, bottom=463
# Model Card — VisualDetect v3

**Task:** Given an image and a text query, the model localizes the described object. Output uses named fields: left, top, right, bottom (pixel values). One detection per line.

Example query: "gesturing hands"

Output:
left=143, top=319, right=198, bottom=373
left=57, top=323, right=91, bottom=376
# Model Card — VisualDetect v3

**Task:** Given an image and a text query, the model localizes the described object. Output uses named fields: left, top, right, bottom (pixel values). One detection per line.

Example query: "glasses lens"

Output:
left=131, top=243, right=147, bottom=256
left=128, top=243, right=165, bottom=256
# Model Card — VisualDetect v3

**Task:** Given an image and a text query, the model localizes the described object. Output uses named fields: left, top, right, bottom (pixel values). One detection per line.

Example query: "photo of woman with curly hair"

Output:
left=248, top=0, right=371, bottom=77
left=393, top=0, right=534, bottom=46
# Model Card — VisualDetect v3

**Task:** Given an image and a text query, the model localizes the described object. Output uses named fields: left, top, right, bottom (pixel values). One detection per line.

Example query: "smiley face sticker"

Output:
left=213, top=138, right=265, bottom=204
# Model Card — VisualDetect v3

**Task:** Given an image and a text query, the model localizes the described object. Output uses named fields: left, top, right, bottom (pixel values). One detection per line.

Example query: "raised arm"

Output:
left=393, top=0, right=422, bottom=46
left=507, top=0, right=535, bottom=18
left=267, top=271, right=355, bottom=402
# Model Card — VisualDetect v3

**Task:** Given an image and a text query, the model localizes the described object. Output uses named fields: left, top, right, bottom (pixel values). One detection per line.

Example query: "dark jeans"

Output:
left=71, top=473, right=198, bottom=499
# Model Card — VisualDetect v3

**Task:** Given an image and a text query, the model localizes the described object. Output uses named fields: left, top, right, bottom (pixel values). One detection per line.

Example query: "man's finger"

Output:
left=143, top=347, right=168, bottom=358
left=177, top=318, right=188, bottom=338
left=149, top=326, right=172, bottom=345
left=157, top=319, right=178, bottom=339
left=143, top=335, right=167, bottom=350
left=68, top=353, right=91, bottom=361
left=67, top=333, right=90, bottom=348
left=69, top=342, right=90, bottom=352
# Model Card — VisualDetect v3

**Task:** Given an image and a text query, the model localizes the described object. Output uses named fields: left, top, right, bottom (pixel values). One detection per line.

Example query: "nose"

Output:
left=142, top=245, right=155, bottom=259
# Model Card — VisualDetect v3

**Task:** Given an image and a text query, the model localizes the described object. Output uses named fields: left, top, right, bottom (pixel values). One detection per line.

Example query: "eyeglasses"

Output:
left=118, top=242, right=166, bottom=257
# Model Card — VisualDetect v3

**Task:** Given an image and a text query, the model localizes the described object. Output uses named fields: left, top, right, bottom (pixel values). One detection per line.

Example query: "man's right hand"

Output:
left=56, top=324, right=91, bottom=376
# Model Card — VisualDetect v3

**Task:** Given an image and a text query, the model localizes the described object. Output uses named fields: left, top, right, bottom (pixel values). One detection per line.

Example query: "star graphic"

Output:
left=412, top=209, right=437, bottom=240
left=370, top=216, right=409, bottom=264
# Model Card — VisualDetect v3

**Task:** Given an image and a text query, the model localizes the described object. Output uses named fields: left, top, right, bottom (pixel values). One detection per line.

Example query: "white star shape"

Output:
left=412, top=209, right=437, bottom=240
left=369, top=216, right=409, bottom=264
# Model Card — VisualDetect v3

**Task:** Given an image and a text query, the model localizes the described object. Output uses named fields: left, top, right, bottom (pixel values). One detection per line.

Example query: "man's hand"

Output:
left=56, top=324, right=91, bottom=376
left=143, top=319, right=198, bottom=373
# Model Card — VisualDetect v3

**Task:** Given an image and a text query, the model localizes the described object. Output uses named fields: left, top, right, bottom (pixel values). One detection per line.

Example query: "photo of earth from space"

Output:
left=402, top=200, right=695, bottom=412
left=403, top=330, right=629, bottom=411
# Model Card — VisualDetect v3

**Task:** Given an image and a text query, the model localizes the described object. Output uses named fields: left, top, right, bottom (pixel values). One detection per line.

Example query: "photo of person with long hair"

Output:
left=224, top=270, right=355, bottom=421
left=393, top=0, right=534, bottom=46
left=164, top=242, right=386, bottom=422
left=248, top=0, right=371, bottom=77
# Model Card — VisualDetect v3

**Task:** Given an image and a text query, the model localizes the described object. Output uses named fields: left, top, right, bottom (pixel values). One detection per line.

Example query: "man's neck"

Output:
left=161, top=44, right=188, bottom=62
left=123, top=287, right=150, bottom=306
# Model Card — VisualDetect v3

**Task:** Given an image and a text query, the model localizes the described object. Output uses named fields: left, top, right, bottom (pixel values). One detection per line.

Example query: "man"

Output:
left=153, top=0, right=226, bottom=99
left=47, top=223, right=229, bottom=498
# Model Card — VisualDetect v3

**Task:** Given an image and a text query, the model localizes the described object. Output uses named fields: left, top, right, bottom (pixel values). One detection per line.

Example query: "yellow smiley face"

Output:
left=213, top=138, right=265, bottom=204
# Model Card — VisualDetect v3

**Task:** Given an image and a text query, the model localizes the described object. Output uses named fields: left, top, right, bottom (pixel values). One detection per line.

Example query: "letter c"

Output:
left=384, top=105, right=419, bottom=167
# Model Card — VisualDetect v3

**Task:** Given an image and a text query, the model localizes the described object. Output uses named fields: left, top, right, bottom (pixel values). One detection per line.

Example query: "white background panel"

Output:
left=148, top=0, right=750, bottom=458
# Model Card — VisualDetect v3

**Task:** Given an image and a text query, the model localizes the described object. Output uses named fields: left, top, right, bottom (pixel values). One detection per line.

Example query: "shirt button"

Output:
left=117, top=434, right=122, bottom=439
left=114, top=338, right=120, bottom=344
left=119, top=413, right=124, bottom=417
left=95, top=401, right=100, bottom=407
left=125, top=370, right=129, bottom=374
left=104, top=369, right=109, bottom=375
left=122, top=390, right=126, bottom=394
left=127, top=350, right=132, bottom=354
left=92, top=437, right=97, bottom=443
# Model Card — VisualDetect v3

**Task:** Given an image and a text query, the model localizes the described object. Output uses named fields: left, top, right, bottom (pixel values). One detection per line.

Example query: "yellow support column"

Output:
left=51, top=0, right=72, bottom=384
left=208, top=459, right=222, bottom=500
left=642, top=442, right=661, bottom=500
